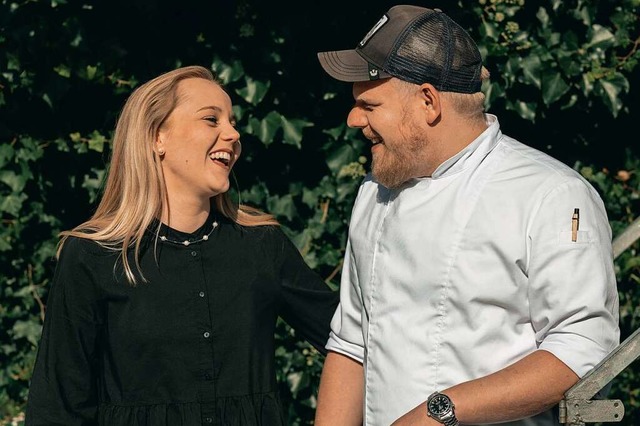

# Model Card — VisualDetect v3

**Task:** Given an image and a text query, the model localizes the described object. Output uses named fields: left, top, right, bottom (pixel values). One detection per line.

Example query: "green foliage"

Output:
left=476, top=0, right=638, bottom=119
left=1, top=0, right=639, bottom=425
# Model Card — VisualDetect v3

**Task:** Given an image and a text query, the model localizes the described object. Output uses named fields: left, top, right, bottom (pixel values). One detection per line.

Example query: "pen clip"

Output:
left=571, top=208, right=580, bottom=242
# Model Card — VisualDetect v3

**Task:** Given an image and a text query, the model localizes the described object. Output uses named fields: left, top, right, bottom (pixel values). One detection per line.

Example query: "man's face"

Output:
left=347, top=78, right=429, bottom=188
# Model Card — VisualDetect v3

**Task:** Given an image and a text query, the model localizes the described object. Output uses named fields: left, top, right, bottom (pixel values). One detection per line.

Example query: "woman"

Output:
left=25, top=65, right=339, bottom=425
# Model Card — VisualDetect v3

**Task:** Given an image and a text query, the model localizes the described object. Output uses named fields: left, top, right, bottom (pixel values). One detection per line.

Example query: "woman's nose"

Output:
left=223, top=124, right=240, bottom=142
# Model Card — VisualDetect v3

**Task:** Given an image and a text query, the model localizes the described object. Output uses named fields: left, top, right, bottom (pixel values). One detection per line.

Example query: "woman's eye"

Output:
left=205, top=116, right=219, bottom=125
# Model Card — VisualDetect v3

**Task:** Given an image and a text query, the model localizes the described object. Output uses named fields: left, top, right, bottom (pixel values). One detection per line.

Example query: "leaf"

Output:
left=580, top=73, right=594, bottom=97
left=232, top=104, right=245, bottom=122
left=280, top=117, right=313, bottom=149
left=212, top=59, right=245, bottom=84
left=0, top=193, right=27, bottom=216
left=53, top=64, right=71, bottom=78
left=556, top=49, right=582, bottom=77
left=12, top=320, right=43, bottom=346
left=86, top=65, right=97, bottom=80
left=287, top=370, right=311, bottom=397
left=520, top=55, right=542, bottom=89
left=573, top=6, right=592, bottom=26
left=322, top=124, right=345, bottom=141
left=480, top=20, right=500, bottom=42
left=0, top=236, right=11, bottom=252
left=0, top=170, right=27, bottom=192
left=88, top=130, right=107, bottom=152
left=536, top=6, right=550, bottom=28
left=236, top=77, right=270, bottom=106
left=267, top=194, right=297, bottom=221
left=287, top=371, right=304, bottom=395
left=506, top=100, right=536, bottom=122
left=541, top=69, right=570, bottom=105
left=484, top=81, right=505, bottom=110
left=597, top=73, right=629, bottom=117
left=0, top=144, right=15, bottom=168
left=82, top=168, right=106, bottom=203
left=248, top=111, right=281, bottom=146
left=503, top=57, right=520, bottom=87
left=42, top=93, right=53, bottom=109
left=586, top=25, right=615, bottom=49
left=16, top=137, right=44, bottom=162
left=326, top=144, right=356, bottom=174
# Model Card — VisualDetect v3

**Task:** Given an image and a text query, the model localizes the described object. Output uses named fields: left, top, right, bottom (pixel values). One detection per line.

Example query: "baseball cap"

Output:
left=317, top=5, right=484, bottom=93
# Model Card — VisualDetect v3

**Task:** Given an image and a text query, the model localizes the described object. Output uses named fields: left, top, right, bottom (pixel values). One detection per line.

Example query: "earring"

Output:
left=158, top=148, right=165, bottom=156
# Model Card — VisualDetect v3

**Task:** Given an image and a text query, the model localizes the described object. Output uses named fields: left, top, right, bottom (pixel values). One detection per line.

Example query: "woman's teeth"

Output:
left=209, top=151, right=231, bottom=166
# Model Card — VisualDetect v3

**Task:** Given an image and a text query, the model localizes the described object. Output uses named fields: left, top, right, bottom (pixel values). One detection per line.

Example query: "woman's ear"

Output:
left=155, top=132, right=166, bottom=157
left=419, top=83, right=441, bottom=124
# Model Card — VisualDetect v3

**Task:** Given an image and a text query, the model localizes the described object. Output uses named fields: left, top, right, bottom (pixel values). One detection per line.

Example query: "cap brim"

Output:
left=317, top=50, right=391, bottom=82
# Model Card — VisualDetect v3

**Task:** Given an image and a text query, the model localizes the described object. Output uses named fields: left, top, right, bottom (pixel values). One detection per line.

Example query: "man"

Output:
left=314, top=5, right=620, bottom=426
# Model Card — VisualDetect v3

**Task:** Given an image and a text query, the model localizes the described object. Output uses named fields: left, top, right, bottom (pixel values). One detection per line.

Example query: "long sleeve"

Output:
left=275, top=228, right=339, bottom=355
left=25, top=237, right=104, bottom=426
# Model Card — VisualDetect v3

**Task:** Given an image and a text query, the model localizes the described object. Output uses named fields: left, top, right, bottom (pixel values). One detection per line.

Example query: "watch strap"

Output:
left=427, top=391, right=459, bottom=426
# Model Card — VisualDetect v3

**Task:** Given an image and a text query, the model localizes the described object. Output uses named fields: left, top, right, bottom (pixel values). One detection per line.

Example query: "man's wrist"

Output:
left=426, top=391, right=459, bottom=426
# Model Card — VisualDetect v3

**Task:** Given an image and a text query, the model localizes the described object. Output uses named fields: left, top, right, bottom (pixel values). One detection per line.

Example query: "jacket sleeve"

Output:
left=275, top=228, right=340, bottom=356
left=25, top=237, right=104, bottom=426
left=324, top=237, right=366, bottom=363
left=528, top=178, right=620, bottom=377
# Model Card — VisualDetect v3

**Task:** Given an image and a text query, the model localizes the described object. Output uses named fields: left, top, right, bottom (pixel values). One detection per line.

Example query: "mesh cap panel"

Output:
left=386, top=12, right=482, bottom=92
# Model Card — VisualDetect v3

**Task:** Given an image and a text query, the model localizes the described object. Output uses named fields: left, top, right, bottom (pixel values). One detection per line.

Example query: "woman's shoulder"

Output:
left=224, top=221, right=296, bottom=257
left=235, top=222, right=287, bottom=242
left=58, top=234, right=118, bottom=259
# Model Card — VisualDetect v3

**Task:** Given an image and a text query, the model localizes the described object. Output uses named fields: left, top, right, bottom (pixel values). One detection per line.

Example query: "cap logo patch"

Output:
left=359, top=14, right=388, bottom=47
left=368, top=64, right=380, bottom=80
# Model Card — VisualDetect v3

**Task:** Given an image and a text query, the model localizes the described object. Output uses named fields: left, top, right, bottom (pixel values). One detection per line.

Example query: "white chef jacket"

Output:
left=326, top=114, right=620, bottom=426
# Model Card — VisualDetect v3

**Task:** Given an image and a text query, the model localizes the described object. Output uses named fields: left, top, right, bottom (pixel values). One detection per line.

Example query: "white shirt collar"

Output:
left=430, top=113, right=501, bottom=179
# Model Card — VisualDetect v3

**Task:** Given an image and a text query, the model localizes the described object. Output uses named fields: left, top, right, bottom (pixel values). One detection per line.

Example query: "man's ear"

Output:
left=419, top=83, right=441, bottom=124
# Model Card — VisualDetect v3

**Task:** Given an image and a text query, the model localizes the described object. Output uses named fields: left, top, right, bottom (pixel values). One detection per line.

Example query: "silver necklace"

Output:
left=159, top=220, right=219, bottom=246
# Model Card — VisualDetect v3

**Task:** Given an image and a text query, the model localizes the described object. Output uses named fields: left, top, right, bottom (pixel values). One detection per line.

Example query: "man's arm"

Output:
left=391, top=349, right=578, bottom=425
left=315, top=351, right=365, bottom=426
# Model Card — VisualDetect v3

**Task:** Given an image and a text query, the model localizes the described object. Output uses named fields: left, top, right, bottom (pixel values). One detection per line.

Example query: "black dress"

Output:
left=24, top=212, right=339, bottom=426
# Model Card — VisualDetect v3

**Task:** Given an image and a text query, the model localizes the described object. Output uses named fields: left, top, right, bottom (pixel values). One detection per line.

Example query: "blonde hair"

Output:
left=394, top=66, right=490, bottom=120
left=443, top=66, right=490, bottom=118
left=59, top=65, right=278, bottom=284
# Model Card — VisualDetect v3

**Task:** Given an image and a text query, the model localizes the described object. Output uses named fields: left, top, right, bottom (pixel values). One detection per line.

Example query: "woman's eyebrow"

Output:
left=197, top=105, right=223, bottom=113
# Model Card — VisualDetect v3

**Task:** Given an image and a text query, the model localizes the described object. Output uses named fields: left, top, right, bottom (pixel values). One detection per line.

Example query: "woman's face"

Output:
left=156, top=77, right=241, bottom=202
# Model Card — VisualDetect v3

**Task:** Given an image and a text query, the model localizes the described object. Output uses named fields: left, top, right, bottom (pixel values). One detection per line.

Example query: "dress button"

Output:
left=203, top=331, right=210, bottom=338
left=199, top=291, right=205, bottom=298
left=191, top=250, right=198, bottom=257
left=204, top=417, right=213, bottom=423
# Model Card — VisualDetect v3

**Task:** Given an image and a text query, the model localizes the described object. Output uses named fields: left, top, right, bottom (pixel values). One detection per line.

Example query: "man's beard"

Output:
left=371, top=135, right=426, bottom=189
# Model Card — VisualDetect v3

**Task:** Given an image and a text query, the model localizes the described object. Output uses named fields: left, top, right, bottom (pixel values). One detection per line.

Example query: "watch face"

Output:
left=428, top=394, right=452, bottom=416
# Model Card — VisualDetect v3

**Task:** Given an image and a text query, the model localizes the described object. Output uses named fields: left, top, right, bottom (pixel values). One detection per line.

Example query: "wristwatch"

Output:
left=426, top=391, right=459, bottom=426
